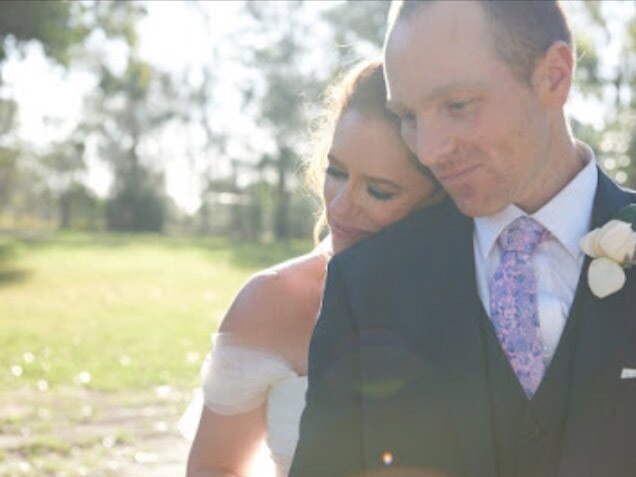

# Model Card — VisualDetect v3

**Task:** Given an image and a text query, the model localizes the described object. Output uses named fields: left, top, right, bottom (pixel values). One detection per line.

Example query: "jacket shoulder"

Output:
left=331, top=199, right=466, bottom=276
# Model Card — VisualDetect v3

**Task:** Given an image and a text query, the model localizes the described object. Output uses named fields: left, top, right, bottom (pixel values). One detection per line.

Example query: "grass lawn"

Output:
left=0, top=232, right=311, bottom=476
left=0, top=232, right=312, bottom=392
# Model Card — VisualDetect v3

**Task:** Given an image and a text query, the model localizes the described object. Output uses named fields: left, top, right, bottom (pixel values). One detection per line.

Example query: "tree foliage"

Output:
left=321, top=0, right=390, bottom=61
left=230, top=0, right=392, bottom=241
left=2, top=1, right=636, bottom=237
left=0, top=0, right=160, bottom=230
left=0, top=1, right=87, bottom=66
left=237, top=1, right=319, bottom=240
left=80, top=3, right=180, bottom=232
left=572, top=1, right=636, bottom=189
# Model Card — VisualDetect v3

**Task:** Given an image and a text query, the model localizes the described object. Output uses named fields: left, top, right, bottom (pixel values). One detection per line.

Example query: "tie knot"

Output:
left=498, top=217, right=548, bottom=254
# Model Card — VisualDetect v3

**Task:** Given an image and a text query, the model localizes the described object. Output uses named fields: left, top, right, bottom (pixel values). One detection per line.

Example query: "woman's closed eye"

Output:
left=367, top=182, right=397, bottom=201
left=367, top=187, right=395, bottom=201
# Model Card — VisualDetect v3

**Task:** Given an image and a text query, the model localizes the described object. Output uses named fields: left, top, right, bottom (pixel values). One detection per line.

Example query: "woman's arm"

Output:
left=186, top=403, right=266, bottom=477
left=187, top=251, right=324, bottom=477
left=186, top=262, right=312, bottom=477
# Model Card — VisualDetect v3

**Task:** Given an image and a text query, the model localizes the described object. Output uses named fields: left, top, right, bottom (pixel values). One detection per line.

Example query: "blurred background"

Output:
left=0, top=1, right=635, bottom=476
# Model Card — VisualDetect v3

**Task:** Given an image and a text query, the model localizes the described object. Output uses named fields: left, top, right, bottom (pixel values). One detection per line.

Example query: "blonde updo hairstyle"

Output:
left=304, top=58, right=439, bottom=243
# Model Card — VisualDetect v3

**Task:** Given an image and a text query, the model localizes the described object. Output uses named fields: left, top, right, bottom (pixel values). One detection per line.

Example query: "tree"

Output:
left=86, top=57, right=180, bottom=232
left=233, top=1, right=388, bottom=240
left=77, top=2, right=186, bottom=232
left=570, top=1, right=636, bottom=188
left=39, top=138, right=87, bottom=229
left=0, top=1, right=86, bottom=66
left=0, top=2, right=90, bottom=227
left=0, top=1, right=169, bottom=231
left=321, top=0, right=390, bottom=63
left=58, top=183, right=102, bottom=231
left=234, top=1, right=320, bottom=240
left=0, top=98, right=19, bottom=213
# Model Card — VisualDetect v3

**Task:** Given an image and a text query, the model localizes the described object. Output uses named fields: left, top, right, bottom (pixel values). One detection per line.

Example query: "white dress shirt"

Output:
left=473, top=143, right=598, bottom=365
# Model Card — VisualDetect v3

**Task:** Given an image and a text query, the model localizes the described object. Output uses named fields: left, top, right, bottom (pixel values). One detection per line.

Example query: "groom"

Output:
left=291, top=1, right=636, bottom=477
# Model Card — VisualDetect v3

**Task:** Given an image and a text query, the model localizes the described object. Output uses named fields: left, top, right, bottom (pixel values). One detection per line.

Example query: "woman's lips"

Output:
left=329, top=220, right=369, bottom=243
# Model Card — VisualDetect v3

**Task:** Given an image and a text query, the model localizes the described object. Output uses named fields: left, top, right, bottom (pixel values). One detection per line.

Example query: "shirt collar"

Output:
left=474, top=141, right=598, bottom=259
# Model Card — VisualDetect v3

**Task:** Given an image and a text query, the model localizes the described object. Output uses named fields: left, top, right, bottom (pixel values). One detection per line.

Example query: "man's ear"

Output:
left=532, top=41, right=574, bottom=110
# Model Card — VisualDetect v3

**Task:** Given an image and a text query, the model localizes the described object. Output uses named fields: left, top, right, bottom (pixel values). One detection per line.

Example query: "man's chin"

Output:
left=450, top=194, right=505, bottom=218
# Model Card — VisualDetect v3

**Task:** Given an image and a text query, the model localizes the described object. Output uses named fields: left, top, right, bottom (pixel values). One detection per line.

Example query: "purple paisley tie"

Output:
left=490, top=217, right=549, bottom=399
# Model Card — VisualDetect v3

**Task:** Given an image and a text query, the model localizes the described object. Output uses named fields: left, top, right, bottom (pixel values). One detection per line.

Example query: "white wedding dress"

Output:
left=180, top=333, right=308, bottom=477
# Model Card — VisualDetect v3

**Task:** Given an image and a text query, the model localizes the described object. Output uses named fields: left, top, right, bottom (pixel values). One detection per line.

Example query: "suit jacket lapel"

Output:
left=558, top=170, right=636, bottom=476
left=424, top=205, right=497, bottom=477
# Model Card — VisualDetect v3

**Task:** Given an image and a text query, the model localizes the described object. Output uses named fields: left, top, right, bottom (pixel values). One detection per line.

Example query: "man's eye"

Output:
left=367, top=186, right=395, bottom=201
left=326, top=165, right=347, bottom=179
left=447, top=99, right=473, bottom=112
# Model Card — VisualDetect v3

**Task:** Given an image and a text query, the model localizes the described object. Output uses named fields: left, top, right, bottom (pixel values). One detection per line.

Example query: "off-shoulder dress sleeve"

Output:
left=201, top=333, right=296, bottom=415
left=179, top=332, right=296, bottom=439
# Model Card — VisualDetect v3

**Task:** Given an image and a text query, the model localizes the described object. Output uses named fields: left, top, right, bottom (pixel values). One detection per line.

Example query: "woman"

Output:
left=185, top=59, right=443, bottom=477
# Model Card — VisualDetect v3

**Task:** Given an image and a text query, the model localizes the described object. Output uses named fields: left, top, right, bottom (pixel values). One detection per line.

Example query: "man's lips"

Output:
left=435, top=164, right=481, bottom=186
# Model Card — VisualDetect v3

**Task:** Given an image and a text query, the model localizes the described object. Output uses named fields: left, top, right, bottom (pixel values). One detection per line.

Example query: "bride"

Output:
left=185, top=58, right=443, bottom=477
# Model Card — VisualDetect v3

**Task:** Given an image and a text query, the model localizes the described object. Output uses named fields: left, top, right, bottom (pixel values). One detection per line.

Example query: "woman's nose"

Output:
left=328, top=182, right=360, bottom=219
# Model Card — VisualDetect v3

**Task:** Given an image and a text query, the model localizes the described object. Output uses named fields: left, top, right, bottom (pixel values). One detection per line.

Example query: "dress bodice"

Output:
left=265, top=374, right=308, bottom=476
left=180, top=333, right=307, bottom=477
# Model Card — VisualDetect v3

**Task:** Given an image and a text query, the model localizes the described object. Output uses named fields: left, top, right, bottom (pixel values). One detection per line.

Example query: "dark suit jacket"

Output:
left=290, top=170, right=636, bottom=477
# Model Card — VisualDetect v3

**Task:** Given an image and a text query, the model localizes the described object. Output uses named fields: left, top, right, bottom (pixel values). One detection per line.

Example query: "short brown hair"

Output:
left=387, top=0, right=574, bottom=84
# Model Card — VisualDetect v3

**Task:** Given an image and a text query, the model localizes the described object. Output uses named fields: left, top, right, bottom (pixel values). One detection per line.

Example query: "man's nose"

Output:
left=415, top=119, right=456, bottom=169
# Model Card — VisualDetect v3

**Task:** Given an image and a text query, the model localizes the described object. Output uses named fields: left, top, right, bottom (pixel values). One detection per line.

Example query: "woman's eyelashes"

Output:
left=326, top=163, right=397, bottom=201
left=367, top=185, right=395, bottom=201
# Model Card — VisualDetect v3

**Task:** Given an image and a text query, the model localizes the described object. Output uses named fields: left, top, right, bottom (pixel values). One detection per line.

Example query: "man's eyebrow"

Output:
left=418, top=81, right=486, bottom=105
left=387, top=81, right=487, bottom=113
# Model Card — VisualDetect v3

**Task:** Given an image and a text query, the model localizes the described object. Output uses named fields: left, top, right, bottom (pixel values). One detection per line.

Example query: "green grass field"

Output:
left=0, top=233, right=311, bottom=392
left=0, top=233, right=312, bottom=476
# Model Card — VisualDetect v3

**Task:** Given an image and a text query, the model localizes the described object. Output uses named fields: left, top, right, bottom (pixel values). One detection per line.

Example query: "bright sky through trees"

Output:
left=1, top=0, right=634, bottom=213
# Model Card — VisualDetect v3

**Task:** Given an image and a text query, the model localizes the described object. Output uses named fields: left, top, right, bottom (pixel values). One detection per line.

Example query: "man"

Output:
left=291, top=2, right=636, bottom=477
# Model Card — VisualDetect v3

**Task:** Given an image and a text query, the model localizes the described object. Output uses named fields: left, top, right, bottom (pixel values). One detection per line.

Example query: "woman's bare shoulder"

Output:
left=217, top=250, right=327, bottom=348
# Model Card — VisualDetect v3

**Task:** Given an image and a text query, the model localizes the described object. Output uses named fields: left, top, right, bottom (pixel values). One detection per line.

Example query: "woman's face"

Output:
left=324, top=109, right=439, bottom=254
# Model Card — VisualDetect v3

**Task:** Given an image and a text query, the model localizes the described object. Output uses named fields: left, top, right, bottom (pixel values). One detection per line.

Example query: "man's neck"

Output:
left=517, top=124, right=586, bottom=214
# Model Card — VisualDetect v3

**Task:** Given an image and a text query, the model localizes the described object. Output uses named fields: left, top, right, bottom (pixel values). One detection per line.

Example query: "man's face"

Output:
left=384, top=1, right=554, bottom=217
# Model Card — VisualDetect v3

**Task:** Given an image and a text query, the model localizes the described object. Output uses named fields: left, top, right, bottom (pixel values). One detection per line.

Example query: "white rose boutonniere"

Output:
left=580, top=205, right=636, bottom=298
